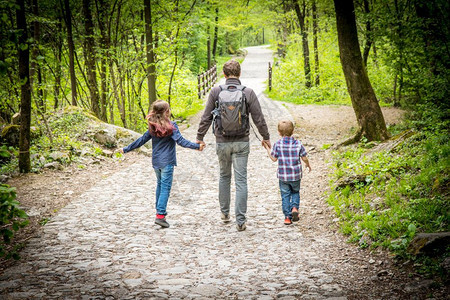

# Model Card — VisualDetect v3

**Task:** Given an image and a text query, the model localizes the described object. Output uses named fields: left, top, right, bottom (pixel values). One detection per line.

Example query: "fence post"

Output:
left=197, top=64, right=218, bottom=99
left=207, top=69, right=211, bottom=92
left=268, top=62, right=272, bottom=91
left=197, top=75, right=202, bottom=99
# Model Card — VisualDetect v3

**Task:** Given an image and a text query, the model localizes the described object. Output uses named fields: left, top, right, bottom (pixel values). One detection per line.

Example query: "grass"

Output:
left=1, top=107, right=105, bottom=176
left=328, top=128, right=449, bottom=254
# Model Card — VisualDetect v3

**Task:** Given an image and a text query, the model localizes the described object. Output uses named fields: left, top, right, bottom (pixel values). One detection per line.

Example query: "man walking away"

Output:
left=196, top=59, right=271, bottom=231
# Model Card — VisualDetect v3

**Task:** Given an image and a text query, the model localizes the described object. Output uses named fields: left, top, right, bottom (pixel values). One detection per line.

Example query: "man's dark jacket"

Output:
left=196, top=78, right=270, bottom=143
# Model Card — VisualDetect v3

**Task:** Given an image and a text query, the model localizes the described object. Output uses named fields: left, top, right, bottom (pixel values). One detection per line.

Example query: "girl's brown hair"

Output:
left=146, top=100, right=174, bottom=137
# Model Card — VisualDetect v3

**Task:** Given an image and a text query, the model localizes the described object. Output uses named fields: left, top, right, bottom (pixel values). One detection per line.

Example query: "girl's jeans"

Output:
left=154, top=164, right=174, bottom=216
left=216, top=142, right=250, bottom=225
left=279, top=179, right=301, bottom=218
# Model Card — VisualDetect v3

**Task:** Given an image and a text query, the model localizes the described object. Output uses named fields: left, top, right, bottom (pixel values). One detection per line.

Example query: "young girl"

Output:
left=120, top=100, right=204, bottom=228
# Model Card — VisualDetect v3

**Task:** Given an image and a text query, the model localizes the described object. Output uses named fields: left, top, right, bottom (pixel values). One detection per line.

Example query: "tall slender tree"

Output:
left=144, top=0, right=157, bottom=109
left=16, top=0, right=31, bottom=173
left=96, top=0, right=109, bottom=122
left=206, top=5, right=211, bottom=69
left=30, top=0, right=44, bottom=111
left=334, top=0, right=389, bottom=142
left=212, top=7, right=219, bottom=61
left=293, top=0, right=311, bottom=88
left=83, top=0, right=100, bottom=117
left=312, top=0, right=319, bottom=85
left=62, top=0, right=77, bottom=106
left=361, top=0, right=373, bottom=67
left=53, top=9, right=63, bottom=109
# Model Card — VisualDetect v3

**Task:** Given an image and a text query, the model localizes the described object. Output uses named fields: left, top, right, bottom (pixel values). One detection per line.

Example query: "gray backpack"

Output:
left=212, top=84, right=249, bottom=137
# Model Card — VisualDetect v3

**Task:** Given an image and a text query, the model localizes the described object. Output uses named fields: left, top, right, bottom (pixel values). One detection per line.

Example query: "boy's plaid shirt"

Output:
left=271, top=136, right=307, bottom=181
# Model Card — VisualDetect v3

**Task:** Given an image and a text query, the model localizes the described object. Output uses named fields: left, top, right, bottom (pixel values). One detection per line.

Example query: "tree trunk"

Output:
left=207, top=25, right=211, bottom=69
left=54, top=10, right=63, bottom=109
left=110, top=61, right=125, bottom=126
left=62, top=0, right=77, bottom=106
left=144, top=0, right=157, bottom=110
left=212, top=7, right=219, bottom=61
left=30, top=0, right=37, bottom=86
left=207, top=6, right=211, bottom=70
left=36, top=62, right=44, bottom=112
left=393, top=0, right=404, bottom=107
left=97, top=0, right=109, bottom=122
left=16, top=0, right=31, bottom=173
left=30, top=0, right=45, bottom=112
left=82, top=0, right=100, bottom=117
left=362, top=0, right=372, bottom=67
left=312, top=0, right=319, bottom=86
left=168, top=44, right=178, bottom=106
left=116, top=60, right=127, bottom=128
left=334, top=0, right=389, bottom=142
left=293, top=0, right=311, bottom=88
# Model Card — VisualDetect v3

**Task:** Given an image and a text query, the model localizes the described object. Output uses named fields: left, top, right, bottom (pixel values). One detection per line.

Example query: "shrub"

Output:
left=0, top=184, right=29, bottom=259
left=328, top=129, right=449, bottom=254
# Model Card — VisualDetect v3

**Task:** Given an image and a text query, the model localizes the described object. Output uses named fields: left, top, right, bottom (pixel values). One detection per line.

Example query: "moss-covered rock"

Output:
left=115, top=128, right=132, bottom=139
left=1, top=125, right=20, bottom=147
left=93, top=130, right=117, bottom=148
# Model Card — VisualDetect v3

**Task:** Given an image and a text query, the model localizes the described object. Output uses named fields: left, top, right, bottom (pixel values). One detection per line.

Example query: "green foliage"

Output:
left=0, top=184, right=29, bottom=260
left=0, top=146, right=11, bottom=159
left=268, top=30, right=351, bottom=105
left=1, top=107, right=115, bottom=175
left=328, top=129, right=449, bottom=255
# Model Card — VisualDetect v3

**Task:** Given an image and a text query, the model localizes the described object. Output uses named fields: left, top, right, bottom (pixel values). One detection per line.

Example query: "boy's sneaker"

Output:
left=236, top=223, right=246, bottom=231
left=155, top=215, right=170, bottom=228
left=292, top=207, right=299, bottom=222
left=284, top=217, right=292, bottom=225
left=221, top=213, right=231, bottom=223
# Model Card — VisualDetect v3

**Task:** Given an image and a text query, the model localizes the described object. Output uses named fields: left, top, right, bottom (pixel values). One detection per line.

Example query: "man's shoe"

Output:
left=155, top=217, right=170, bottom=228
left=236, top=223, right=246, bottom=231
left=284, top=217, right=292, bottom=225
left=221, top=213, right=231, bottom=223
left=292, top=207, right=299, bottom=222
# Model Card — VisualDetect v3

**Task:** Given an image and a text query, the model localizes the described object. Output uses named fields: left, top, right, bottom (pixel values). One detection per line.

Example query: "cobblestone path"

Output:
left=1, top=46, right=381, bottom=299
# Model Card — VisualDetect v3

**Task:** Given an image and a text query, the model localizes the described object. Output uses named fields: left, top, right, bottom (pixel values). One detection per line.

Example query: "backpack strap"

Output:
left=219, top=84, right=246, bottom=91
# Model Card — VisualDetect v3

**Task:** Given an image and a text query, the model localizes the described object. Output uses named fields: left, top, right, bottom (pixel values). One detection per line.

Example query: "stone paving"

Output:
left=0, top=46, right=351, bottom=299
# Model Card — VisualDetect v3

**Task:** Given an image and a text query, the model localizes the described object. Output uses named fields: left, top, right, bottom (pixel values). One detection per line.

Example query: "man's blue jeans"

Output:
left=154, top=164, right=174, bottom=216
left=279, top=180, right=301, bottom=218
left=216, top=142, right=250, bottom=225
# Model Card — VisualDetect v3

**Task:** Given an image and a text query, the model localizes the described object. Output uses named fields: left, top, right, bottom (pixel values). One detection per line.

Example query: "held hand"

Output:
left=197, top=141, right=206, bottom=152
left=306, top=165, right=312, bottom=172
left=118, top=148, right=124, bottom=154
left=262, top=139, right=271, bottom=149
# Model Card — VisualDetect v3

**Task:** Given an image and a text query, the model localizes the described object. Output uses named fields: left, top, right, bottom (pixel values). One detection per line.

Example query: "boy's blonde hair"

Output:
left=278, top=120, right=294, bottom=137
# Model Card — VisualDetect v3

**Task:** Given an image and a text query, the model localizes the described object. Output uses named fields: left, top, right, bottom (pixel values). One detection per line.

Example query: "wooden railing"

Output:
left=197, top=64, right=217, bottom=99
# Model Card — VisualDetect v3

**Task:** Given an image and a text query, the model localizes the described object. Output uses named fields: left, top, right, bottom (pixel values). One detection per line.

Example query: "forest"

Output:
left=0, top=0, right=449, bottom=285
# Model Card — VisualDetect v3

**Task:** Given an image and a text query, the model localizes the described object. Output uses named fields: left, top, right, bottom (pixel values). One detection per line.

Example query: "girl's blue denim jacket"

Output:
left=123, top=121, right=199, bottom=169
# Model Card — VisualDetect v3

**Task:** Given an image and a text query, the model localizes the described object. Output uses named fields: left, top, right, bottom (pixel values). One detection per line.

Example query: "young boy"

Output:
left=264, top=120, right=311, bottom=225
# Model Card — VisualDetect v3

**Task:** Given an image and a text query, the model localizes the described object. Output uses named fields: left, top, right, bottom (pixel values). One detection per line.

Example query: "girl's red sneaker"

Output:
left=284, top=217, right=292, bottom=225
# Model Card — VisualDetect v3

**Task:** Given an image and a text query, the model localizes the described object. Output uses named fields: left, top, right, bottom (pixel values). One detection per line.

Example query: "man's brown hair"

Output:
left=223, top=60, right=241, bottom=77
left=278, top=120, right=294, bottom=137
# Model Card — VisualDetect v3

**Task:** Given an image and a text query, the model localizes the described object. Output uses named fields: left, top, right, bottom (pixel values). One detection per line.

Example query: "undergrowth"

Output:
left=1, top=107, right=100, bottom=176
left=0, top=184, right=28, bottom=259
left=327, top=108, right=449, bottom=278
